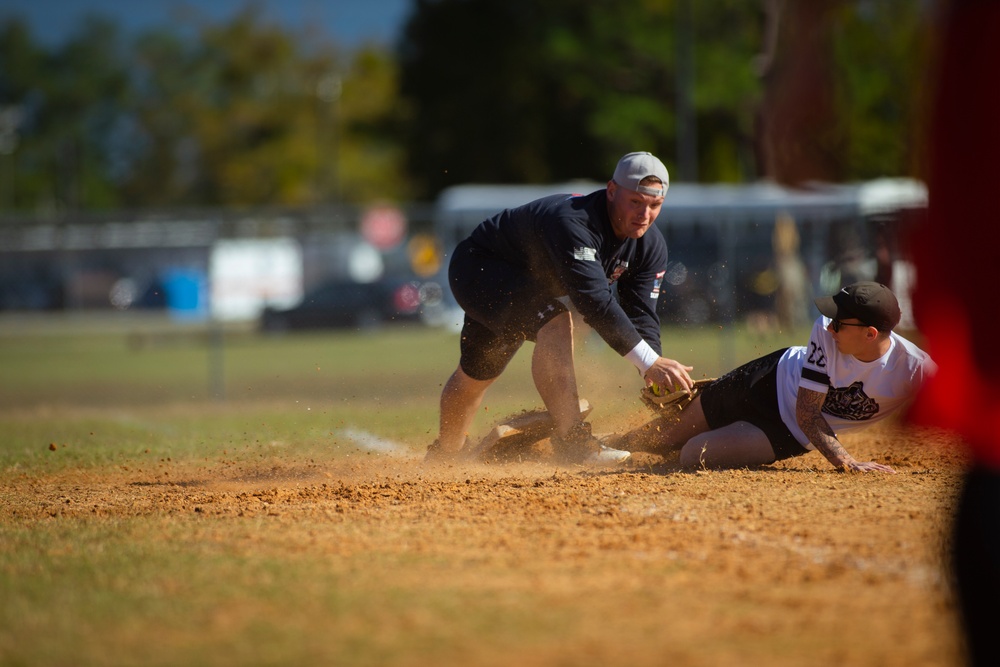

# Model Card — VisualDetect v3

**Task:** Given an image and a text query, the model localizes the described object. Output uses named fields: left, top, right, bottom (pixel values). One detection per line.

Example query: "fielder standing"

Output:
left=620, top=282, right=935, bottom=472
left=426, top=152, right=694, bottom=465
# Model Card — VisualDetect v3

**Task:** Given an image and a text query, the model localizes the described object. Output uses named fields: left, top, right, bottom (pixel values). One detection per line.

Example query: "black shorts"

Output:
left=449, top=238, right=569, bottom=381
left=699, top=348, right=809, bottom=461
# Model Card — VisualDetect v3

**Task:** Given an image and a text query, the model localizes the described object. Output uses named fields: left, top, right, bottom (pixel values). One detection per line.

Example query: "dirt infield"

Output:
left=4, top=420, right=968, bottom=666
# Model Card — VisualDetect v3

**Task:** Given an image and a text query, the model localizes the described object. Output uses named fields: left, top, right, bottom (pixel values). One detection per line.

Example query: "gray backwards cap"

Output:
left=612, top=152, right=669, bottom=197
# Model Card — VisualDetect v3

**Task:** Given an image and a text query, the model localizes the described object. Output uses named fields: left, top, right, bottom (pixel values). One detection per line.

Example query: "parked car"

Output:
left=260, top=277, right=426, bottom=332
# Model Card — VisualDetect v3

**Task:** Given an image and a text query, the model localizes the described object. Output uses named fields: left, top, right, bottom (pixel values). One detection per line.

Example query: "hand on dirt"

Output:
left=844, top=460, right=897, bottom=474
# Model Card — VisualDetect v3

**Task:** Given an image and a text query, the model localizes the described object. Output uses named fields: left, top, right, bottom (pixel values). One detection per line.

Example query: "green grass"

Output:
left=0, top=317, right=953, bottom=667
left=0, top=514, right=584, bottom=666
left=0, top=319, right=809, bottom=472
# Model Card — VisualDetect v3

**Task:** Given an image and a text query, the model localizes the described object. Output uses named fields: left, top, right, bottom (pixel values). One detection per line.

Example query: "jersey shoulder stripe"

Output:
left=802, top=367, right=830, bottom=386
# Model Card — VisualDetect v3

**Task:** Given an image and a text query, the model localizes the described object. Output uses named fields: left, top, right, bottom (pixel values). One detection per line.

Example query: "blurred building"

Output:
left=434, top=178, right=927, bottom=328
left=0, top=202, right=435, bottom=322
left=0, top=179, right=925, bottom=329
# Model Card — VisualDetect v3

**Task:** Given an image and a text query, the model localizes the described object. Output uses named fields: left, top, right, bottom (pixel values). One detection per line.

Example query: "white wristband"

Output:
left=625, top=339, right=659, bottom=375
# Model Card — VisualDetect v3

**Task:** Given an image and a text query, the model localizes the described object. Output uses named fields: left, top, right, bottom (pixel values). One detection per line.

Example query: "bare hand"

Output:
left=843, top=460, right=896, bottom=474
left=643, top=357, right=694, bottom=393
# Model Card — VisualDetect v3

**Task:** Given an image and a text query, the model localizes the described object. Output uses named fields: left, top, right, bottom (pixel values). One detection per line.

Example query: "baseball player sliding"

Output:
left=622, top=282, right=936, bottom=472
left=426, top=152, right=694, bottom=466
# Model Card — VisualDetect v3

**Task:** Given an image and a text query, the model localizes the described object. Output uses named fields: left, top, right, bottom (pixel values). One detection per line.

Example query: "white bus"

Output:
left=433, top=178, right=926, bottom=329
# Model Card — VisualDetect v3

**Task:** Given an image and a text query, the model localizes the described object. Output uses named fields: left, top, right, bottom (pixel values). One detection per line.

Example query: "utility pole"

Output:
left=316, top=73, right=342, bottom=203
left=0, top=105, right=23, bottom=210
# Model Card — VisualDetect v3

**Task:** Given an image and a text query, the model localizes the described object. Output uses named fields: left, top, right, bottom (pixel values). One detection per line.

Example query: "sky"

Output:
left=0, top=0, right=415, bottom=50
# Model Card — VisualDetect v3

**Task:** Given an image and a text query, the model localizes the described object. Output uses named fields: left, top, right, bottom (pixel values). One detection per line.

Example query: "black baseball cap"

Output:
left=815, top=282, right=901, bottom=332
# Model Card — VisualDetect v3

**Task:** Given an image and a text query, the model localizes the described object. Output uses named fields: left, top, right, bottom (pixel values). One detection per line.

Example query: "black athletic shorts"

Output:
left=699, top=348, right=810, bottom=461
left=449, top=238, right=569, bottom=381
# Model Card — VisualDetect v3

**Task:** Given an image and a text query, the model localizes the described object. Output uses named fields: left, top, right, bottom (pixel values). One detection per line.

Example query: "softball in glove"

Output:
left=640, top=378, right=716, bottom=417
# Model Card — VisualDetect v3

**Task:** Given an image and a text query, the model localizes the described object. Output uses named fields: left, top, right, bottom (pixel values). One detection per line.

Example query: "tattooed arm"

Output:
left=796, top=387, right=896, bottom=473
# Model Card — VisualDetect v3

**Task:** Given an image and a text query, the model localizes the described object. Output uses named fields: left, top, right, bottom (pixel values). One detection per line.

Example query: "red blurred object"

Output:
left=392, top=282, right=422, bottom=314
left=908, top=0, right=1000, bottom=469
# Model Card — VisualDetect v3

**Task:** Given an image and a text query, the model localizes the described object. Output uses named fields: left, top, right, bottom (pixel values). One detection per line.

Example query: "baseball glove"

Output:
left=640, top=378, right=716, bottom=418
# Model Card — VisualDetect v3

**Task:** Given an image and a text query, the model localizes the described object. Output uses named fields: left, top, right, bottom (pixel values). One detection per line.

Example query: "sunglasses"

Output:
left=830, top=319, right=871, bottom=333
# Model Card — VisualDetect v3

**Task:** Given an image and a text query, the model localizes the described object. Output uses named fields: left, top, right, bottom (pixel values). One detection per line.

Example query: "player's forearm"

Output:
left=806, top=426, right=856, bottom=470
left=796, top=390, right=856, bottom=470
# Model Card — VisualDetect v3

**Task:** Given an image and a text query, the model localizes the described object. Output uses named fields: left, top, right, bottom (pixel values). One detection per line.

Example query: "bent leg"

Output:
left=619, top=396, right=712, bottom=455
left=679, top=421, right=778, bottom=470
left=437, top=366, right=495, bottom=454
left=532, top=312, right=584, bottom=439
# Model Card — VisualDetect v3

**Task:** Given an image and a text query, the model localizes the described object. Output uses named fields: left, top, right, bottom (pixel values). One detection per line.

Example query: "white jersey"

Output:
left=776, top=316, right=936, bottom=449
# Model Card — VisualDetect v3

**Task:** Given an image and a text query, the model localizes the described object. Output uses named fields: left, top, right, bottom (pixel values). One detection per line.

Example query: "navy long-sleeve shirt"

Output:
left=467, top=189, right=667, bottom=357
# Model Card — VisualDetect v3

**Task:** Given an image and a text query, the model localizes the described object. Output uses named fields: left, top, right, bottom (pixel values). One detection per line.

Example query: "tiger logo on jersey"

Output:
left=822, top=381, right=879, bottom=421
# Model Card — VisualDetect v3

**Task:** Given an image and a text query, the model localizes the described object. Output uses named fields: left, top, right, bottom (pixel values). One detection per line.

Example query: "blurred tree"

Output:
left=0, top=19, right=43, bottom=210
left=398, top=0, right=584, bottom=196
left=121, top=29, right=204, bottom=207
left=691, top=0, right=763, bottom=182
left=125, top=10, right=329, bottom=207
left=1, top=7, right=410, bottom=212
left=757, top=0, right=844, bottom=183
left=831, top=0, right=931, bottom=180
left=0, top=1, right=932, bottom=212
left=337, top=46, right=412, bottom=203
left=757, top=0, right=930, bottom=184
left=125, top=8, right=410, bottom=207
left=0, top=17, right=130, bottom=212
left=398, top=0, right=766, bottom=197
left=399, top=0, right=930, bottom=198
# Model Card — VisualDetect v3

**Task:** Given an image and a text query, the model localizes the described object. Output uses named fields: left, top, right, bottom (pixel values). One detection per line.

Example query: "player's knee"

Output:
left=679, top=435, right=713, bottom=469
left=679, top=428, right=777, bottom=470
